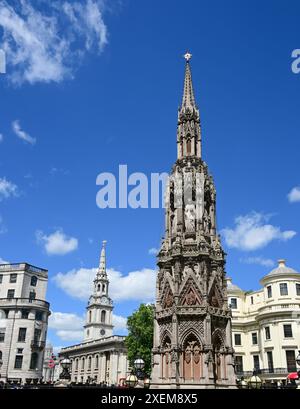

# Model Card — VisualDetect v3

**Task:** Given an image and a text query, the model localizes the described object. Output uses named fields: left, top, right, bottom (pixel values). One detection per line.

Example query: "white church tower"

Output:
left=84, top=241, right=114, bottom=341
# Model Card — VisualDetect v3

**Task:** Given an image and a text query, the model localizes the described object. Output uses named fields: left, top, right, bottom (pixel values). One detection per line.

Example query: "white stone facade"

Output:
left=0, top=263, right=50, bottom=383
left=60, top=337, right=128, bottom=385
left=228, top=259, right=300, bottom=382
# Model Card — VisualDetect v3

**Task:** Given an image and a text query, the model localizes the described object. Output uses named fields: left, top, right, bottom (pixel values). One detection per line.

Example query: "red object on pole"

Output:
left=48, top=359, right=55, bottom=369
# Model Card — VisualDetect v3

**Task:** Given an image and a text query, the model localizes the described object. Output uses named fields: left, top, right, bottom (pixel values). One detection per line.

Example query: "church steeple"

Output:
left=177, top=52, right=202, bottom=159
left=84, top=240, right=113, bottom=341
left=97, top=240, right=107, bottom=279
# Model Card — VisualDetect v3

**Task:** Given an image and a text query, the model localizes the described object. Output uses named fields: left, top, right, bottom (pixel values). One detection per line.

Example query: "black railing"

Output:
left=0, top=297, right=49, bottom=308
left=236, top=368, right=292, bottom=377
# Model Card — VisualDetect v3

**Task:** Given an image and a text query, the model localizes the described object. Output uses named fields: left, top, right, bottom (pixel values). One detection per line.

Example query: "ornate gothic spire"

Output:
left=177, top=52, right=201, bottom=159
left=181, top=52, right=196, bottom=110
left=97, top=240, right=107, bottom=278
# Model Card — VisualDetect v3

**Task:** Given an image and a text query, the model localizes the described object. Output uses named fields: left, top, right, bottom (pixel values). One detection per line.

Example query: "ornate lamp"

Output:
left=134, top=358, right=145, bottom=371
left=248, top=371, right=262, bottom=389
left=125, top=374, right=138, bottom=388
left=240, top=376, right=248, bottom=389
left=134, top=358, right=145, bottom=380
left=144, top=378, right=151, bottom=389
left=59, top=357, right=71, bottom=380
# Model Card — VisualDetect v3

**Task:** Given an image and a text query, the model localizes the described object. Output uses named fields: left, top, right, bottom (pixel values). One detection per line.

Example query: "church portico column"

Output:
left=99, top=353, right=106, bottom=383
left=109, top=350, right=119, bottom=385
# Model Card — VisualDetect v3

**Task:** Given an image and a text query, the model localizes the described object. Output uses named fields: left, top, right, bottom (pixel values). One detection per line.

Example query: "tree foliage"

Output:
left=125, top=303, right=154, bottom=376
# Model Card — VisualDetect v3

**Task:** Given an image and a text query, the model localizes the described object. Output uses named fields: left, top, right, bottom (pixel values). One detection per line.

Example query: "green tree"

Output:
left=125, top=303, right=154, bottom=376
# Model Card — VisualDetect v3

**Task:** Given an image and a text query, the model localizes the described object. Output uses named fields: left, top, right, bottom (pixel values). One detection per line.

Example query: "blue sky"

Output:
left=1, top=0, right=300, bottom=350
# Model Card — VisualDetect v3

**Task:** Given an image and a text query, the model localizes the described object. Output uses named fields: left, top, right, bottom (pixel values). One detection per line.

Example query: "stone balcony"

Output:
left=0, top=297, right=50, bottom=309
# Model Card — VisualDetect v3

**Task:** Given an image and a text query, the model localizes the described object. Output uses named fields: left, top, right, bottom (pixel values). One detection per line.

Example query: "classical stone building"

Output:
left=228, top=259, right=300, bottom=383
left=151, top=54, right=236, bottom=388
left=0, top=262, right=50, bottom=383
left=59, top=242, right=128, bottom=385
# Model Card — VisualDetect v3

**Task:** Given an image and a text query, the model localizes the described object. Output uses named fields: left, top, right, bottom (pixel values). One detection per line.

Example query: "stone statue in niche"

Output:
left=211, top=295, right=219, bottom=307
left=171, top=212, right=177, bottom=234
left=185, top=344, right=192, bottom=364
left=202, top=209, right=211, bottom=235
left=194, top=345, right=200, bottom=364
left=185, top=289, right=197, bottom=306
left=184, top=203, right=195, bottom=232
left=165, top=293, right=173, bottom=308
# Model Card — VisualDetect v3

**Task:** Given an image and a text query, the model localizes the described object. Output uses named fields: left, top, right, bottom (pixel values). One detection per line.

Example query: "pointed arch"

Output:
left=181, top=332, right=203, bottom=381
left=211, top=328, right=225, bottom=350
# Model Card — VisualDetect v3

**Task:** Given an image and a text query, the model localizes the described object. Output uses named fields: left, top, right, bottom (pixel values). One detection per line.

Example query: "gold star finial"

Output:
left=184, top=52, right=192, bottom=62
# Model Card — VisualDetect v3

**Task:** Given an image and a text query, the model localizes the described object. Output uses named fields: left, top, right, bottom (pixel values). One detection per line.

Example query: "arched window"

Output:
left=102, top=284, right=105, bottom=292
left=88, top=356, right=92, bottom=370
left=0, top=351, right=2, bottom=360
left=30, top=276, right=37, bottom=287
left=97, top=284, right=100, bottom=292
left=89, top=310, right=92, bottom=323
left=30, top=352, right=39, bottom=370
left=95, top=355, right=99, bottom=369
left=81, top=357, right=85, bottom=370
left=75, top=358, right=79, bottom=370
left=101, top=310, right=106, bottom=323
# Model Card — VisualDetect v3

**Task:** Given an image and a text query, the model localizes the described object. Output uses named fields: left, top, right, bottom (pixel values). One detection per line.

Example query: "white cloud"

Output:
left=240, top=256, right=275, bottom=268
left=0, top=0, right=108, bottom=85
left=288, top=187, right=300, bottom=203
left=0, top=177, right=18, bottom=200
left=0, top=133, right=3, bottom=142
left=48, top=311, right=84, bottom=342
left=148, top=247, right=158, bottom=255
left=49, top=311, right=127, bottom=342
left=53, top=267, right=156, bottom=302
left=0, top=215, right=7, bottom=234
left=221, top=212, right=296, bottom=251
left=0, top=257, right=9, bottom=264
left=12, top=120, right=36, bottom=145
left=112, top=314, right=127, bottom=333
left=52, top=345, right=64, bottom=355
left=36, top=229, right=78, bottom=255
